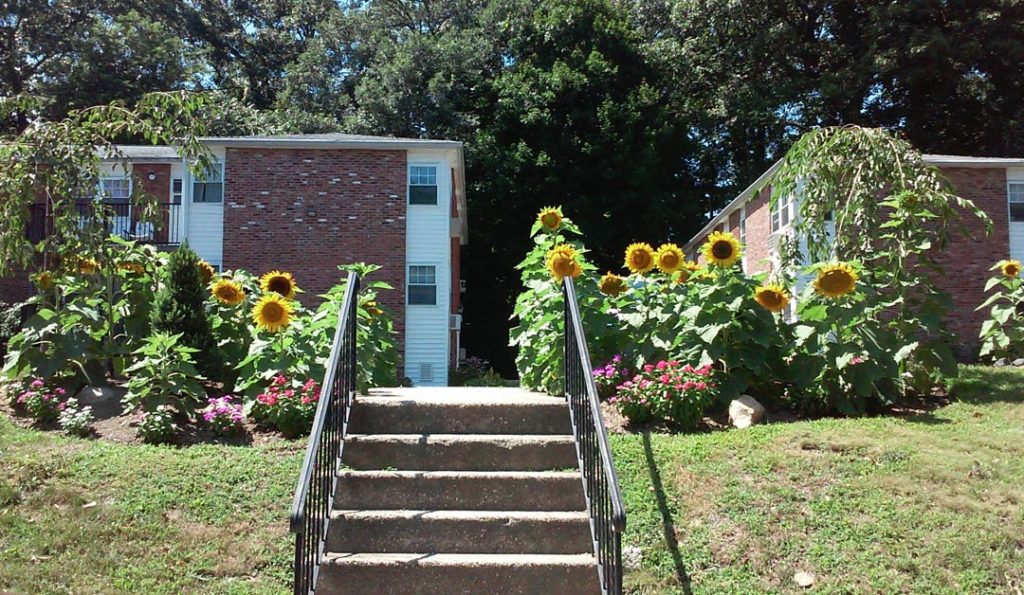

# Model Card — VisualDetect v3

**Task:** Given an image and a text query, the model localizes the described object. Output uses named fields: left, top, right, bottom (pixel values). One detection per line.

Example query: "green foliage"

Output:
left=124, top=332, right=207, bottom=413
left=0, top=301, right=22, bottom=358
left=509, top=212, right=603, bottom=394
left=234, top=302, right=323, bottom=403
left=772, top=126, right=975, bottom=394
left=207, top=269, right=261, bottom=388
left=58, top=398, right=94, bottom=437
left=977, top=262, right=1024, bottom=360
left=321, top=263, right=400, bottom=392
left=136, top=405, right=177, bottom=444
left=151, top=244, right=223, bottom=381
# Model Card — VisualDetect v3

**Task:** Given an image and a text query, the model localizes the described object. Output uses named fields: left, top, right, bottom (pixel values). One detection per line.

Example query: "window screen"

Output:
left=193, top=162, right=223, bottom=203
left=408, top=265, right=437, bottom=305
left=1010, top=183, right=1024, bottom=222
left=100, top=178, right=130, bottom=203
left=409, top=165, right=438, bottom=205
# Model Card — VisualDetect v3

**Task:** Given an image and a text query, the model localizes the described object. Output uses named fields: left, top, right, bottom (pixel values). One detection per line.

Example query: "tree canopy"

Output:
left=3, top=0, right=1023, bottom=371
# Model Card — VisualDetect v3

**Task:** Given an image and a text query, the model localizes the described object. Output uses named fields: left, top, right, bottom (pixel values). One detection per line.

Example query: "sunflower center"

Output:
left=631, top=252, right=651, bottom=269
left=660, top=253, right=679, bottom=268
left=553, top=255, right=574, bottom=276
left=541, top=214, right=559, bottom=228
left=760, top=291, right=783, bottom=308
left=819, top=271, right=853, bottom=294
left=1006, top=264, right=1020, bottom=276
left=262, top=302, right=284, bottom=323
left=268, top=278, right=292, bottom=295
left=711, top=241, right=733, bottom=260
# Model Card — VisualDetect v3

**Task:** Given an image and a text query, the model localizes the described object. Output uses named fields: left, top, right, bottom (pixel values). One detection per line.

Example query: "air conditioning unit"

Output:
left=450, top=314, right=463, bottom=330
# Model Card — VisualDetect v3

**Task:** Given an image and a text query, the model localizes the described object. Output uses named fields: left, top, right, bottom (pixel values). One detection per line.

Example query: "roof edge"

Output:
left=683, top=160, right=782, bottom=252
left=202, top=138, right=463, bottom=151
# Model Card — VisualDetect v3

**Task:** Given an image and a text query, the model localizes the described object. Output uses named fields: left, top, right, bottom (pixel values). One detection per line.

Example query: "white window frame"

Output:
left=171, top=178, right=183, bottom=204
left=192, top=161, right=224, bottom=204
left=1009, top=181, right=1024, bottom=223
left=771, top=192, right=794, bottom=234
left=408, top=164, right=439, bottom=206
left=98, top=176, right=131, bottom=203
left=407, top=264, right=438, bottom=306
left=739, top=205, right=747, bottom=271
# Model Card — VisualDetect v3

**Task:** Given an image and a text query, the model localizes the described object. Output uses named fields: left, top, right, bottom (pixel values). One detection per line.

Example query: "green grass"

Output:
left=0, top=420, right=302, bottom=594
left=612, top=365, right=1024, bottom=594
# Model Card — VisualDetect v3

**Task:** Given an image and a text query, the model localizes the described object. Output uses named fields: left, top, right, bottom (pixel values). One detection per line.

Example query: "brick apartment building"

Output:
left=1, top=134, right=468, bottom=386
left=683, top=154, right=1024, bottom=356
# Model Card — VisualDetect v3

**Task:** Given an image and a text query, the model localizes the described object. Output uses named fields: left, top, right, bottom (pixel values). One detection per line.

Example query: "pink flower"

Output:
left=643, top=364, right=654, bottom=373
left=659, top=374, right=671, bottom=383
left=656, top=361, right=668, bottom=371
left=850, top=356, right=866, bottom=366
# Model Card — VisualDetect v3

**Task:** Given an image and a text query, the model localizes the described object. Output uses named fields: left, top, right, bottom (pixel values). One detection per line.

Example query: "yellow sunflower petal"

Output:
left=212, top=278, right=246, bottom=306
left=260, top=270, right=298, bottom=299
left=702, top=231, right=742, bottom=267
left=599, top=272, right=627, bottom=296
left=754, top=283, right=790, bottom=313
left=252, top=293, right=294, bottom=332
left=546, top=244, right=579, bottom=281
left=537, top=206, right=563, bottom=231
left=814, top=262, right=858, bottom=298
left=655, top=243, right=684, bottom=274
left=624, top=242, right=655, bottom=275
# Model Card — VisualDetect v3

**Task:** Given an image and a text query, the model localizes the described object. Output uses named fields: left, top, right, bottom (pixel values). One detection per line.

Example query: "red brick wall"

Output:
left=931, top=167, right=1010, bottom=353
left=0, top=266, right=31, bottom=306
left=222, top=148, right=408, bottom=346
left=745, top=187, right=774, bottom=274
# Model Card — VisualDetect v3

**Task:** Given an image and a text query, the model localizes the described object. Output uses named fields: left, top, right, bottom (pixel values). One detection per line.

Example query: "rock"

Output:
left=994, top=358, right=1009, bottom=367
left=729, top=395, right=766, bottom=429
left=793, top=571, right=816, bottom=588
left=622, top=546, right=642, bottom=569
left=1013, top=358, right=1024, bottom=367
left=76, top=385, right=126, bottom=406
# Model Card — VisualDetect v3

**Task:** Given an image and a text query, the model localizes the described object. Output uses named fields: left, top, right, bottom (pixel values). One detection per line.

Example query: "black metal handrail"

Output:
left=290, top=271, right=360, bottom=595
left=27, top=201, right=183, bottom=245
left=563, top=277, right=627, bottom=594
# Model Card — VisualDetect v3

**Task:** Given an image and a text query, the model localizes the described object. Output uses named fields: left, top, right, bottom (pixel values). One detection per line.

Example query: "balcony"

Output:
left=27, top=202, right=183, bottom=246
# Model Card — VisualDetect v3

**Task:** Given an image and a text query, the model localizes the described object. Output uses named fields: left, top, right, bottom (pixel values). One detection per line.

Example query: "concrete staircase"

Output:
left=315, top=387, right=600, bottom=595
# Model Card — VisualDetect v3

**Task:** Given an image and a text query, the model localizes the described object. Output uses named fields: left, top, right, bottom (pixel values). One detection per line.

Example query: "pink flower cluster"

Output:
left=609, top=360, right=717, bottom=429
left=201, top=395, right=245, bottom=435
left=258, top=375, right=320, bottom=408
left=17, top=378, right=67, bottom=421
left=592, top=354, right=632, bottom=399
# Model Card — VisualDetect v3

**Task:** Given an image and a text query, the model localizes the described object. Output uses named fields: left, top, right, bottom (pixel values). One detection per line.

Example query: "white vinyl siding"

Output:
left=185, top=154, right=225, bottom=266
left=405, top=153, right=452, bottom=386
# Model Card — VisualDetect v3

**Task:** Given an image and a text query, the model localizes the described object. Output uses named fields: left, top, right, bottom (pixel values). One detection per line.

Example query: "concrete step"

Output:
left=334, top=470, right=585, bottom=511
left=316, top=552, right=600, bottom=595
left=327, top=509, right=593, bottom=554
left=343, top=434, right=579, bottom=471
left=349, top=393, right=571, bottom=435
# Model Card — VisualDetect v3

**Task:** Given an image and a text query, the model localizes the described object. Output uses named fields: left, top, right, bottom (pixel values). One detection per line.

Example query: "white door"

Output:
left=187, top=161, right=225, bottom=266
left=1009, top=180, right=1024, bottom=262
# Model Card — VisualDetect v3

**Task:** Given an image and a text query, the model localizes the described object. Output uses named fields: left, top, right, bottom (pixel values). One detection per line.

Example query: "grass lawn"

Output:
left=0, top=421, right=302, bottom=594
left=612, top=365, right=1024, bottom=594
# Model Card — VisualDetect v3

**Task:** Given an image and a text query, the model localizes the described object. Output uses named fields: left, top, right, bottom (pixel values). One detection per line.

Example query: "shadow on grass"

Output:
left=641, top=432, right=693, bottom=595
left=949, top=366, right=1024, bottom=406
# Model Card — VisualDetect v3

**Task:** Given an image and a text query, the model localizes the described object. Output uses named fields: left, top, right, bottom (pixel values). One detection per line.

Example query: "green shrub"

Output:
left=58, top=398, right=94, bottom=437
left=977, top=260, right=1024, bottom=360
left=124, top=332, right=207, bottom=412
left=151, top=244, right=222, bottom=380
left=0, top=301, right=21, bottom=358
left=136, top=405, right=177, bottom=444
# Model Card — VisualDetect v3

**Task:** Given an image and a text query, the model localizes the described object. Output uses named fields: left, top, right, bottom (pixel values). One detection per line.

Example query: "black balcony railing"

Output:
left=26, top=202, right=183, bottom=245
left=563, top=277, right=627, bottom=594
left=290, top=271, right=359, bottom=595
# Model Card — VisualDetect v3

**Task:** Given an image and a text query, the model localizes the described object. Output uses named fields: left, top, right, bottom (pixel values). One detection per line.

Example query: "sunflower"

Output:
left=673, top=269, right=691, bottom=284
left=33, top=270, right=55, bottom=290
left=624, top=242, right=655, bottom=275
left=537, top=206, right=563, bottom=231
left=212, top=278, right=246, bottom=306
left=1000, top=259, right=1022, bottom=278
left=655, top=243, right=684, bottom=274
left=118, top=262, right=145, bottom=275
left=702, top=231, right=742, bottom=267
left=599, top=272, right=627, bottom=296
left=754, top=283, right=790, bottom=313
left=546, top=244, right=579, bottom=281
left=260, top=270, right=298, bottom=299
left=78, top=258, right=99, bottom=275
left=683, top=260, right=700, bottom=272
left=814, top=262, right=858, bottom=298
left=252, top=293, right=293, bottom=332
left=365, top=300, right=383, bottom=316
left=197, top=260, right=215, bottom=285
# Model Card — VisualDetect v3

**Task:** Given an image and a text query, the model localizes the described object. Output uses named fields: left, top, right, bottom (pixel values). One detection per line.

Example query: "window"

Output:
left=193, top=162, right=223, bottom=203
left=739, top=207, right=747, bottom=245
left=1010, top=182, right=1024, bottom=222
left=408, top=265, right=437, bottom=305
left=99, top=177, right=130, bottom=203
left=771, top=193, right=793, bottom=233
left=171, top=178, right=183, bottom=204
left=409, top=165, right=438, bottom=205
